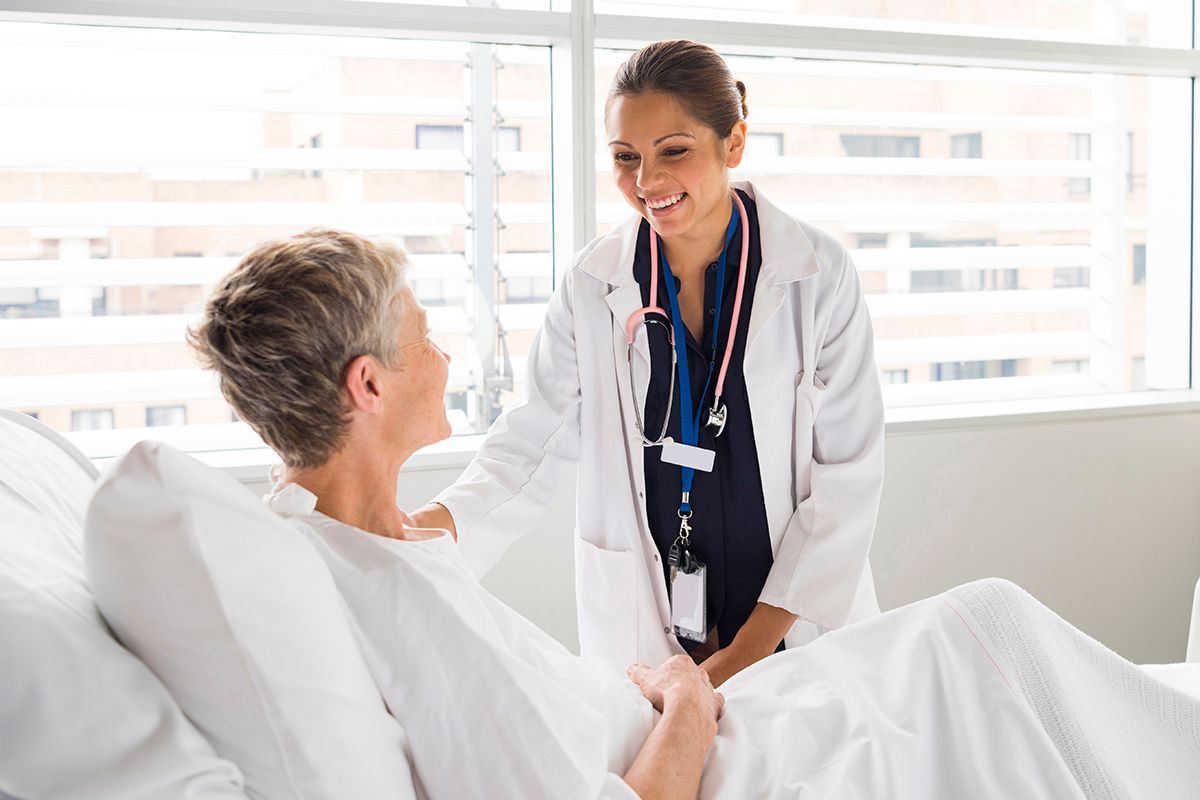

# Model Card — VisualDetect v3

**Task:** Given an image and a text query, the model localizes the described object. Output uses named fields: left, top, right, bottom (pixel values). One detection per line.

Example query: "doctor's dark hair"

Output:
left=606, top=40, right=748, bottom=138
left=188, top=229, right=409, bottom=469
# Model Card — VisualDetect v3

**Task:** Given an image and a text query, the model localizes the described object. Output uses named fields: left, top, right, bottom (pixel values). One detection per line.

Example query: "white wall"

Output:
left=875, top=408, right=1200, bottom=664
left=244, top=407, right=1200, bottom=664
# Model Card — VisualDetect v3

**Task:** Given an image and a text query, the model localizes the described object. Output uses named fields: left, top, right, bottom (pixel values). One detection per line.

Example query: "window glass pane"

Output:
left=146, top=405, right=187, bottom=426
left=595, top=52, right=1192, bottom=407
left=71, top=408, right=113, bottom=431
left=416, top=124, right=466, bottom=150
left=592, top=0, right=1191, bottom=47
left=0, top=22, right=550, bottom=451
left=748, top=131, right=784, bottom=157
left=841, top=134, right=921, bottom=158
left=950, top=132, right=982, bottom=159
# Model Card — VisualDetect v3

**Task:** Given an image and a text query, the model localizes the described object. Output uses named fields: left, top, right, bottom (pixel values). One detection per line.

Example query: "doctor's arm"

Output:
left=410, top=501, right=456, bottom=539
left=756, top=246, right=885, bottom=637
left=420, top=270, right=584, bottom=576
left=699, top=602, right=796, bottom=687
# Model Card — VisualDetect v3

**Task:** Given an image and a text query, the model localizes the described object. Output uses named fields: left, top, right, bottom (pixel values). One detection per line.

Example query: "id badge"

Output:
left=660, top=440, right=715, bottom=473
left=670, top=562, right=707, bottom=643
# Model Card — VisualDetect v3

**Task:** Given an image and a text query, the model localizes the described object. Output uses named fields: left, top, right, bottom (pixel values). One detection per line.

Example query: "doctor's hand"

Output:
left=627, top=656, right=724, bottom=723
left=700, top=601, right=797, bottom=687
left=697, top=644, right=757, bottom=690
left=409, top=502, right=458, bottom=541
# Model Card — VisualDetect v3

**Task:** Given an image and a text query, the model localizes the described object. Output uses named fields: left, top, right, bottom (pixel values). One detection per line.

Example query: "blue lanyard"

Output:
left=657, top=205, right=741, bottom=517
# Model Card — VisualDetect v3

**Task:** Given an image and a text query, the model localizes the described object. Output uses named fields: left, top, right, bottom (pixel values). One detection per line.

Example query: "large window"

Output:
left=0, top=22, right=550, bottom=453
left=0, top=3, right=1196, bottom=457
left=596, top=52, right=1192, bottom=407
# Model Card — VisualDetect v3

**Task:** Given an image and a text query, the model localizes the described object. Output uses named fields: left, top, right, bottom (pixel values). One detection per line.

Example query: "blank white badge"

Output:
left=660, top=440, right=715, bottom=473
left=671, top=564, right=707, bottom=643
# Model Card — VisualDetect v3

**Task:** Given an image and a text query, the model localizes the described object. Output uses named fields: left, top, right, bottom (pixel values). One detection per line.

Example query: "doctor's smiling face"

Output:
left=606, top=90, right=746, bottom=245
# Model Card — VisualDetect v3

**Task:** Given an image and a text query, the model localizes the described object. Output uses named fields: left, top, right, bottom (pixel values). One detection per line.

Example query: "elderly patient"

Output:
left=190, top=229, right=1200, bottom=800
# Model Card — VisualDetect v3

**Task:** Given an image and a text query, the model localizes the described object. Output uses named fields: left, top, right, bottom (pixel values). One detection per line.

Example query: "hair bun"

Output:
left=735, top=79, right=749, bottom=119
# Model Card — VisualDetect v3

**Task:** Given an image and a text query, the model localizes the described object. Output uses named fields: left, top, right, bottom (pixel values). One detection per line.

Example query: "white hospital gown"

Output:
left=267, top=484, right=1200, bottom=800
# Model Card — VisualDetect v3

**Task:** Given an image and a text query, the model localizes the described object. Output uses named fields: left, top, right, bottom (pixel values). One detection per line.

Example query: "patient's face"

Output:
left=386, top=286, right=452, bottom=451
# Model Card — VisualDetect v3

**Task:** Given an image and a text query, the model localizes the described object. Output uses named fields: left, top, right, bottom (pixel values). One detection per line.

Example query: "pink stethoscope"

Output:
left=624, top=190, right=750, bottom=446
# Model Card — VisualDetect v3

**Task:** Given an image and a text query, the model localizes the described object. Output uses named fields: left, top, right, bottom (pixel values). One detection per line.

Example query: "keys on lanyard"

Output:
left=667, top=514, right=698, bottom=574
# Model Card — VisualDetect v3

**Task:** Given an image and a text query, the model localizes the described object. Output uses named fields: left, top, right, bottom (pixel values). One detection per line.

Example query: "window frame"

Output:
left=2, top=0, right=1198, bottom=461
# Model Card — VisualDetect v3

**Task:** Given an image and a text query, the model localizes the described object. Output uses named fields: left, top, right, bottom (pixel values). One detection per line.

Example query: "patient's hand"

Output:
left=628, top=655, right=725, bottom=723
left=623, top=656, right=723, bottom=798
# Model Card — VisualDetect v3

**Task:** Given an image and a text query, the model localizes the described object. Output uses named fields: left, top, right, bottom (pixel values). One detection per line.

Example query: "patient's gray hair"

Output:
left=189, top=229, right=409, bottom=469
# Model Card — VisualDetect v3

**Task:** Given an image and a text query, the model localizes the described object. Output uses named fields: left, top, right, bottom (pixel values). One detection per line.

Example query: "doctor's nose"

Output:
left=636, top=161, right=662, bottom=193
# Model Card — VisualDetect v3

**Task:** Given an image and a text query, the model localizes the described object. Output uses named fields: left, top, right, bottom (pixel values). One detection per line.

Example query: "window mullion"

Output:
left=465, top=38, right=504, bottom=432
left=549, top=0, right=596, bottom=287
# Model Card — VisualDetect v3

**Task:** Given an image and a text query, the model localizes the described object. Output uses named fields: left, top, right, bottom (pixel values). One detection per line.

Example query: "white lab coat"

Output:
left=436, top=180, right=884, bottom=669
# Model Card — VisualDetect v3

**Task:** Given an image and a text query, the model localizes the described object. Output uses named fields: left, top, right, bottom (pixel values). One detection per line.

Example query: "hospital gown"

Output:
left=269, top=487, right=1200, bottom=800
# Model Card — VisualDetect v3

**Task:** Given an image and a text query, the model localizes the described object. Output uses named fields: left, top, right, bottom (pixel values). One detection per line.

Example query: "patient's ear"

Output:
left=343, top=354, right=384, bottom=414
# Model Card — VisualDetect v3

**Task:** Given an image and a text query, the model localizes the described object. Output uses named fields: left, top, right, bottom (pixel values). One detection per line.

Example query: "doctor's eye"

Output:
left=663, top=147, right=689, bottom=157
left=612, top=152, right=638, bottom=164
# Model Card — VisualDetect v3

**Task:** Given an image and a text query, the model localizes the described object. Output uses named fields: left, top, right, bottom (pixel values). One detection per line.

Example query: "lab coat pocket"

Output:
left=574, top=536, right=638, bottom=668
left=793, top=371, right=827, bottom=501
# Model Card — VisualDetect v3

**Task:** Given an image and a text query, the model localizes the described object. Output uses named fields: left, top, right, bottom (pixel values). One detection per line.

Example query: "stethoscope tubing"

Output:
left=624, top=189, right=750, bottom=446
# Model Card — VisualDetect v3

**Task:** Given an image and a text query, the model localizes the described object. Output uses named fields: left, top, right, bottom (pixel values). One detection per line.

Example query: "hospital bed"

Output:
left=1184, top=585, right=1200, bottom=660
left=2, top=405, right=1199, bottom=799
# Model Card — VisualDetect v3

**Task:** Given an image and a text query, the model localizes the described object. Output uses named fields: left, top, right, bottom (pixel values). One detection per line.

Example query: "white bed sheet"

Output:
left=1142, top=662, right=1200, bottom=698
left=284, top=498, right=1200, bottom=800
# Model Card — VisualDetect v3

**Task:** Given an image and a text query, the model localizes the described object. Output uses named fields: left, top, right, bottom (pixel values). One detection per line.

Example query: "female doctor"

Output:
left=412, top=39, right=884, bottom=687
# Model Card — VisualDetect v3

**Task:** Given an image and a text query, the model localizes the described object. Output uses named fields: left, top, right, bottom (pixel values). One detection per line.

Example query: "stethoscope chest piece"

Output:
left=705, top=402, right=727, bottom=437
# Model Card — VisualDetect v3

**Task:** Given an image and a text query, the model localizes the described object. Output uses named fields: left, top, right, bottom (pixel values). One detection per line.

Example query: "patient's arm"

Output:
left=623, top=656, right=723, bottom=800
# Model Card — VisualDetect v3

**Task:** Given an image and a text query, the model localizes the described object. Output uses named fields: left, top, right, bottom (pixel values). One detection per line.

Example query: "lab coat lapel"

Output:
left=605, top=282, right=652, bottom=371
left=587, top=223, right=661, bottom=583
left=604, top=280, right=651, bottom=503
left=578, top=214, right=651, bottom=375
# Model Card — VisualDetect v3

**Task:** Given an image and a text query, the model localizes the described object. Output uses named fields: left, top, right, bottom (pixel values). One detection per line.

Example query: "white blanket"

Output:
left=289, top=507, right=1200, bottom=800
left=950, top=580, right=1200, bottom=800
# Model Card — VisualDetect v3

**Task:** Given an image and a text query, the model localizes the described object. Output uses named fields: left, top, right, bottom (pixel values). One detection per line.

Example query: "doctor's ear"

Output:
left=724, top=120, right=747, bottom=169
left=343, top=354, right=385, bottom=414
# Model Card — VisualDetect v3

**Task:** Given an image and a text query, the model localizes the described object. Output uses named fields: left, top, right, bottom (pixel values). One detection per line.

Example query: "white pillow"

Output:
left=0, top=414, right=246, bottom=800
left=84, top=441, right=417, bottom=800
left=297, top=514, right=648, bottom=800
